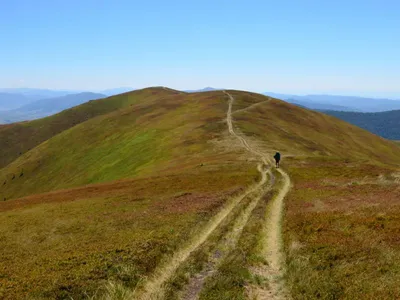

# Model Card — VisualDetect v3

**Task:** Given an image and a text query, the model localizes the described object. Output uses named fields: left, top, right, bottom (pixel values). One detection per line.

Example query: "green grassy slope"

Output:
left=0, top=90, right=258, bottom=201
left=1, top=89, right=400, bottom=299
left=0, top=89, right=259, bottom=299
left=0, top=87, right=180, bottom=169
left=229, top=90, right=400, bottom=166
left=226, top=90, right=400, bottom=299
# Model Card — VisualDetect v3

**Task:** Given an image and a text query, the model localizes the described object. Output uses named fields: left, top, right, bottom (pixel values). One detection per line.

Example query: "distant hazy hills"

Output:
left=0, top=93, right=45, bottom=110
left=264, top=92, right=400, bottom=112
left=16, top=92, right=106, bottom=113
left=184, top=87, right=221, bottom=93
left=0, top=87, right=136, bottom=124
left=0, top=92, right=105, bottom=123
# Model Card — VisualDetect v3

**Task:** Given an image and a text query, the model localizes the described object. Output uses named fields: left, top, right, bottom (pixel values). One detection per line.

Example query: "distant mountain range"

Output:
left=264, top=92, right=400, bottom=112
left=0, top=92, right=105, bottom=123
left=0, top=92, right=50, bottom=110
left=184, top=87, right=221, bottom=93
left=0, top=87, right=134, bottom=123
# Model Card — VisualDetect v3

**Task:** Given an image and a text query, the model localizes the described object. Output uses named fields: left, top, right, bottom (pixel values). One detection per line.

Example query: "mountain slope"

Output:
left=0, top=88, right=180, bottom=169
left=0, top=89, right=254, bottom=200
left=321, top=109, right=400, bottom=140
left=229, top=91, right=400, bottom=299
left=230, top=91, right=400, bottom=166
left=1, top=89, right=400, bottom=299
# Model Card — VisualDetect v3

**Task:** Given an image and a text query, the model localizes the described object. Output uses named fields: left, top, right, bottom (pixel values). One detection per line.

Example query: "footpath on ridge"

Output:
left=133, top=91, right=291, bottom=300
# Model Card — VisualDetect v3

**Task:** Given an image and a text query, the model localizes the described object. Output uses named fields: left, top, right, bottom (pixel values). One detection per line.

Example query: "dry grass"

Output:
left=283, top=157, right=400, bottom=299
left=1, top=89, right=400, bottom=299
left=0, top=89, right=261, bottom=299
left=0, top=167, right=257, bottom=299
left=226, top=93, right=400, bottom=299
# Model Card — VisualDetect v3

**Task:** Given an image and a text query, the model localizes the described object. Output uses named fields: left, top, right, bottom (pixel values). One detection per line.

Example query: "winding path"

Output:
left=134, top=91, right=291, bottom=300
left=225, top=91, right=291, bottom=299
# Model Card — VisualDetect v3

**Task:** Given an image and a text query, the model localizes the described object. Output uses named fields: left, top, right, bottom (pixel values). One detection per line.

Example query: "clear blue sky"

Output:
left=1, top=0, right=399, bottom=97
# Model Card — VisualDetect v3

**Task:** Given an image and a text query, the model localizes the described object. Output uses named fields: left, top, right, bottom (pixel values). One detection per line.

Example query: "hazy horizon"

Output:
left=1, top=86, right=400, bottom=100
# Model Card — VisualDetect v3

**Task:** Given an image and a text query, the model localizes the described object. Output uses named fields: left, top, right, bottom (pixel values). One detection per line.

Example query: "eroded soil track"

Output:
left=133, top=92, right=291, bottom=300
left=225, top=91, right=291, bottom=300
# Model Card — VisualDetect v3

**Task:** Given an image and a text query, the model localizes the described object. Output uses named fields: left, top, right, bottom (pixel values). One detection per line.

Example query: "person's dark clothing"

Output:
left=274, top=152, right=281, bottom=162
left=274, top=152, right=281, bottom=168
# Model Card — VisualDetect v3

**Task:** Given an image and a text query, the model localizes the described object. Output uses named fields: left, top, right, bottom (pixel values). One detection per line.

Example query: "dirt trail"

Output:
left=225, top=91, right=291, bottom=299
left=232, top=99, right=270, bottom=115
left=134, top=92, right=290, bottom=300
left=182, top=167, right=274, bottom=300
left=134, top=125, right=271, bottom=299
left=248, top=169, right=291, bottom=300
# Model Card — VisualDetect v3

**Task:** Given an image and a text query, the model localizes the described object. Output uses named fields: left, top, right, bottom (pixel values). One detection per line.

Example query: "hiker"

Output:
left=274, top=152, right=281, bottom=168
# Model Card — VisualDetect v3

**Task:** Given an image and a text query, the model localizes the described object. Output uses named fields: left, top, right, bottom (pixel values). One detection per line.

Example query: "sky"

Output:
left=1, top=0, right=399, bottom=97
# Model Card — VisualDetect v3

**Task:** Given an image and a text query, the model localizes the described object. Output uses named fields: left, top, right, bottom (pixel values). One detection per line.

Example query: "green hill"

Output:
left=1, top=88, right=399, bottom=299
left=0, top=88, right=180, bottom=169
left=229, top=90, right=400, bottom=165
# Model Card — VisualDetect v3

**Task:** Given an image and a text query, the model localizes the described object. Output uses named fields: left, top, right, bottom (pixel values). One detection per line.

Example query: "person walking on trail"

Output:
left=274, top=152, right=281, bottom=168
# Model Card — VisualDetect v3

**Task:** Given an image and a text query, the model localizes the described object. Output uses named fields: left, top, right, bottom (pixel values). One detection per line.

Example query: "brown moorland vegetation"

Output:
left=228, top=91, right=400, bottom=299
left=0, top=88, right=260, bottom=299
left=1, top=88, right=399, bottom=299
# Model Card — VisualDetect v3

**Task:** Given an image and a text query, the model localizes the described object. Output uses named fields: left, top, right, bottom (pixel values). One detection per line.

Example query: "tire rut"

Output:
left=181, top=168, right=275, bottom=300
left=225, top=91, right=291, bottom=299
left=133, top=91, right=290, bottom=300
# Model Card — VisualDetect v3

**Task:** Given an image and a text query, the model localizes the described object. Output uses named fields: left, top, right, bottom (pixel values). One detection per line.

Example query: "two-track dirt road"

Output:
left=134, top=91, right=291, bottom=300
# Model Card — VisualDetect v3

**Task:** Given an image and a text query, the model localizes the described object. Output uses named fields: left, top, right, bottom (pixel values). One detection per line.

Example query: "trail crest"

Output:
left=133, top=91, right=290, bottom=300
left=225, top=91, right=291, bottom=300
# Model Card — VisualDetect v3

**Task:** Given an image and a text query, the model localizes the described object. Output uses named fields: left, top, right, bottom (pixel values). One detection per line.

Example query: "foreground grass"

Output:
left=2, top=89, right=400, bottom=299
left=284, top=157, right=400, bottom=299
left=198, top=180, right=278, bottom=300
left=0, top=165, right=257, bottom=299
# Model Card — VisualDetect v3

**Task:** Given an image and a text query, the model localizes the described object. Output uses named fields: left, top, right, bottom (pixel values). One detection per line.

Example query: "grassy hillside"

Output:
left=0, top=87, right=180, bottom=169
left=322, top=109, right=400, bottom=140
left=0, top=89, right=259, bottom=299
left=1, top=89, right=400, bottom=299
left=227, top=91, right=400, bottom=299
left=0, top=90, right=258, bottom=201
left=229, top=90, right=400, bottom=165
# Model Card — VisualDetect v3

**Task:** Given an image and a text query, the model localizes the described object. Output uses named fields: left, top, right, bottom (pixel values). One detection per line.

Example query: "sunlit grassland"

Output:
left=198, top=173, right=281, bottom=300
left=1, top=89, right=400, bottom=299
left=228, top=92, right=400, bottom=299
left=0, top=158, right=259, bottom=299
left=0, top=88, right=180, bottom=170
left=0, top=89, right=263, bottom=299
left=228, top=90, right=400, bottom=166
left=284, top=157, right=400, bottom=299
left=0, top=91, right=230, bottom=200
